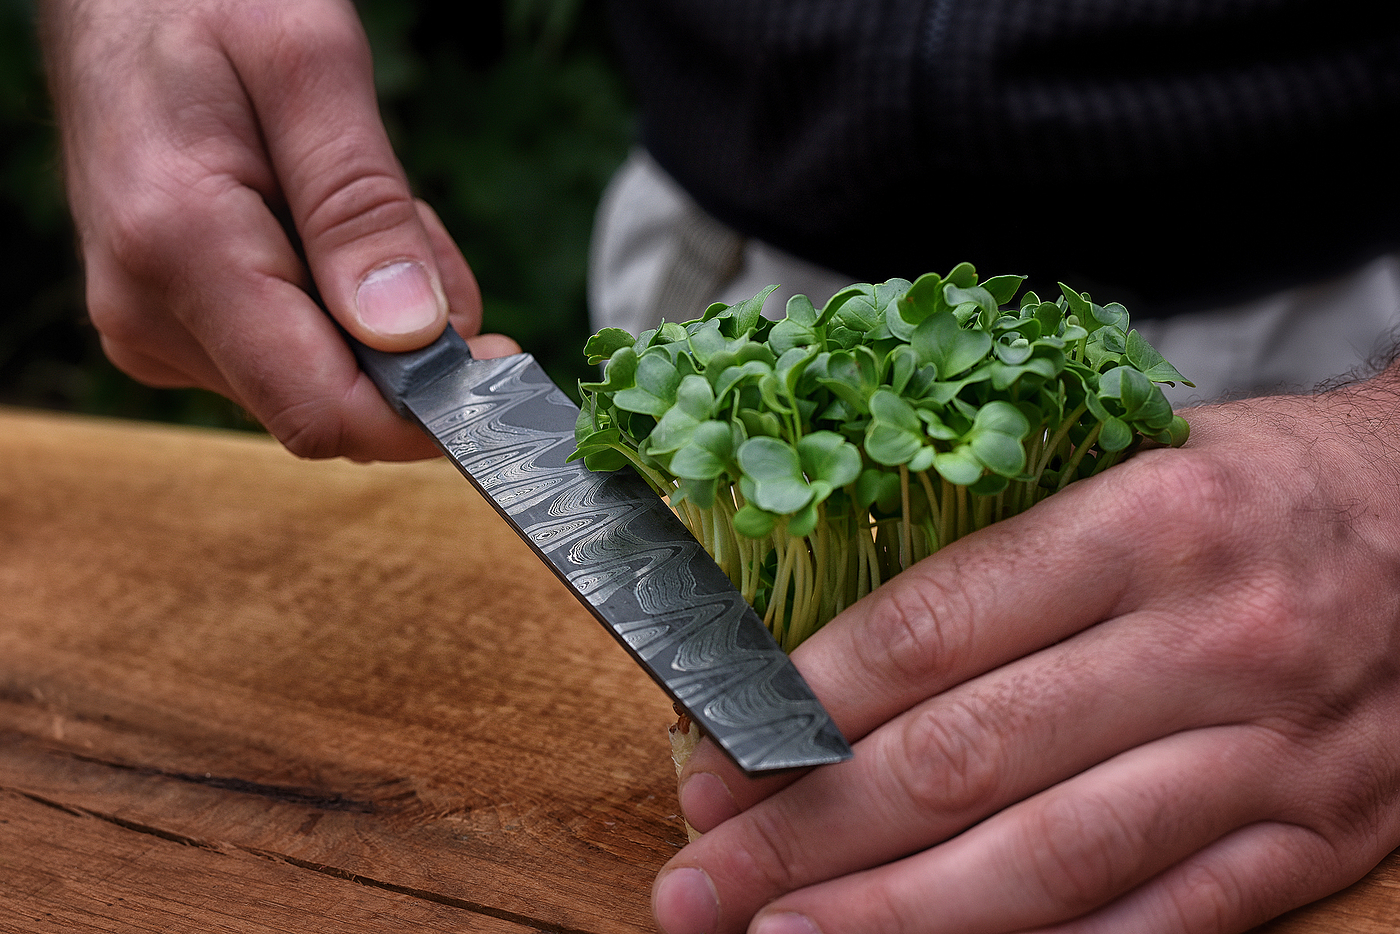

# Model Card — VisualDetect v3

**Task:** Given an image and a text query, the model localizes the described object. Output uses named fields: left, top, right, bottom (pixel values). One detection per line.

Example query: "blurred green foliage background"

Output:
left=0, top=0, right=633, bottom=431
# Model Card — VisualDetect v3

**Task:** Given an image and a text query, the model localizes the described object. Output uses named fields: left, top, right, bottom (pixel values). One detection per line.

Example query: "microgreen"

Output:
left=572, top=264, right=1192, bottom=652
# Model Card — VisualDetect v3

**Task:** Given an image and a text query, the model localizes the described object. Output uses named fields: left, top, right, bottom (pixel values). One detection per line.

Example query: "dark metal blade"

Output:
left=400, top=351, right=852, bottom=774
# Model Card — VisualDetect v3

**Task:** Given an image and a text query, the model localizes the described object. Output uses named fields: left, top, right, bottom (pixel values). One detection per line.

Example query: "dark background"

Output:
left=0, top=0, right=633, bottom=432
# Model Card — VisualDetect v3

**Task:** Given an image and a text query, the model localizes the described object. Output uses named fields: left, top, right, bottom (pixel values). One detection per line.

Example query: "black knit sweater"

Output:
left=608, top=0, right=1400, bottom=315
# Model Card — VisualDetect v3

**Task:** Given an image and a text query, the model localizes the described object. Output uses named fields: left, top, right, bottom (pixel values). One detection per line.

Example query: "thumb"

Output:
left=228, top=1, right=447, bottom=352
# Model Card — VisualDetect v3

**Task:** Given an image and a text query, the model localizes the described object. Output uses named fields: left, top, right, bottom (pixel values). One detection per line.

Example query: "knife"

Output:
left=344, top=324, right=852, bottom=775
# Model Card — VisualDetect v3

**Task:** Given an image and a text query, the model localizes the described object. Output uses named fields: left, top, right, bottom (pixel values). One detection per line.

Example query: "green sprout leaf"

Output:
left=945, top=261, right=977, bottom=288
left=613, top=351, right=680, bottom=417
left=580, top=344, right=638, bottom=394
left=733, top=503, right=776, bottom=538
left=737, top=437, right=815, bottom=514
left=1126, top=329, right=1195, bottom=386
left=583, top=327, right=637, bottom=364
left=1099, top=416, right=1134, bottom=452
left=865, top=389, right=926, bottom=467
left=729, top=284, right=779, bottom=336
left=965, top=401, right=1031, bottom=477
left=574, top=262, right=1192, bottom=654
left=855, top=468, right=901, bottom=513
left=816, top=346, right=882, bottom=413
left=888, top=271, right=944, bottom=340
left=943, top=283, right=999, bottom=327
left=934, top=447, right=984, bottom=485
left=670, top=419, right=736, bottom=479
left=982, top=274, right=1027, bottom=305
left=911, top=311, right=992, bottom=379
left=1058, top=282, right=1092, bottom=323
left=796, top=431, right=862, bottom=491
left=769, top=293, right=822, bottom=353
left=647, top=374, right=717, bottom=455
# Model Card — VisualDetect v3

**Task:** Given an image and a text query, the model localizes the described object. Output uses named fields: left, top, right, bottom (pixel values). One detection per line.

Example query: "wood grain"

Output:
left=0, top=788, right=534, bottom=933
left=0, top=408, right=681, bottom=933
left=1, top=406, right=1398, bottom=933
left=1255, top=850, right=1400, bottom=934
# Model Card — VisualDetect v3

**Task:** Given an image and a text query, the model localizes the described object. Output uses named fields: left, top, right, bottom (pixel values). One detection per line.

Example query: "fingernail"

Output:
left=355, top=261, right=443, bottom=335
left=679, top=772, right=740, bottom=831
left=653, top=867, right=719, bottom=934
left=755, top=912, right=819, bottom=934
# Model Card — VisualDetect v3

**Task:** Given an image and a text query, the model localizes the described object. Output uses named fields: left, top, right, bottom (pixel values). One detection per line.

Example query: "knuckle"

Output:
left=262, top=397, right=346, bottom=460
left=1024, top=793, right=1139, bottom=914
left=893, top=701, right=1005, bottom=818
left=1167, top=859, right=1244, bottom=934
left=726, top=806, right=813, bottom=898
left=1186, top=568, right=1318, bottom=687
left=1114, top=452, right=1331, bottom=684
left=1117, top=453, right=1241, bottom=557
left=854, top=569, right=976, bottom=688
left=150, top=10, right=224, bottom=74
left=262, top=5, right=370, bottom=85
left=298, top=166, right=419, bottom=253
left=84, top=285, right=146, bottom=346
left=101, top=191, right=186, bottom=287
left=97, top=336, right=185, bottom=389
left=1279, top=723, right=1399, bottom=839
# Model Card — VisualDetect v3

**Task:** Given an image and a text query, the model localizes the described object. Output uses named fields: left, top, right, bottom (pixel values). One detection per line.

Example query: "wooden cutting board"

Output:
left=0, top=407, right=1395, bottom=933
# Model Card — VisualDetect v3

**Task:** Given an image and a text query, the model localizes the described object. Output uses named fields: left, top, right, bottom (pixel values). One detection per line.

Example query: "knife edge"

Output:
left=351, top=328, right=852, bottom=774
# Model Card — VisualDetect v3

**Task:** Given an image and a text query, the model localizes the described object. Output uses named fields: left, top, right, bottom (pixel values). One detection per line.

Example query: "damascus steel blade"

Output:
left=401, top=351, right=851, bottom=774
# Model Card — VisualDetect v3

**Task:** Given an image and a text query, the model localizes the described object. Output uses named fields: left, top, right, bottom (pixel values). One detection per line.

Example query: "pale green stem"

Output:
left=782, top=535, right=801, bottom=649
left=1056, top=422, right=1103, bottom=491
left=898, top=465, right=913, bottom=572
left=1035, top=402, right=1090, bottom=479
left=813, top=511, right=832, bottom=633
left=865, top=523, right=883, bottom=592
left=767, top=528, right=796, bottom=645
left=940, top=476, right=956, bottom=549
left=832, top=526, right=853, bottom=616
left=1091, top=446, right=1125, bottom=476
left=974, top=492, right=995, bottom=530
left=786, top=537, right=812, bottom=651
left=956, top=484, right=970, bottom=541
left=916, top=469, right=942, bottom=549
left=850, top=518, right=863, bottom=604
left=742, top=533, right=763, bottom=606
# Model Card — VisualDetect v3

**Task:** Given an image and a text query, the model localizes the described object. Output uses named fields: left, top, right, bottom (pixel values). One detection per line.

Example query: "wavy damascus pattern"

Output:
left=403, top=353, right=851, bottom=774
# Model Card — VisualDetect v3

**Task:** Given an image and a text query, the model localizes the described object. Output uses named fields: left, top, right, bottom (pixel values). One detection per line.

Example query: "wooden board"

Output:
left=1, top=406, right=1397, bottom=933
left=0, top=408, right=681, bottom=933
left=1256, top=850, right=1400, bottom=934
left=0, top=788, right=533, bottom=933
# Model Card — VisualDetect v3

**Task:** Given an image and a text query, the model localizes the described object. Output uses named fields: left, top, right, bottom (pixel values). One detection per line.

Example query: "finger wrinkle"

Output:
left=1026, top=789, right=1150, bottom=916
left=889, top=699, right=1007, bottom=822
left=731, top=804, right=815, bottom=899
left=263, top=394, right=344, bottom=461
left=295, top=169, right=419, bottom=253
left=846, top=568, right=975, bottom=696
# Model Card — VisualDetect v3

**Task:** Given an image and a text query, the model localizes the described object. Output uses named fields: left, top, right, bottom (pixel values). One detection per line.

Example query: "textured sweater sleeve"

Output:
left=608, top=0, right=1400, bottom=314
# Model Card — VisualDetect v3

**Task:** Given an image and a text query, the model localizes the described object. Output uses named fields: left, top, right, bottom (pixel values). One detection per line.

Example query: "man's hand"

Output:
left=656, top=379, right=1400, bottom=934
left=41, top=0, right=517, bottom=461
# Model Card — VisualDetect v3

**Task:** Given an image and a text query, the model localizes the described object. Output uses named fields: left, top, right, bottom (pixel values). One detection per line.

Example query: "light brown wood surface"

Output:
left=1, top=407, right=1397, bottom=933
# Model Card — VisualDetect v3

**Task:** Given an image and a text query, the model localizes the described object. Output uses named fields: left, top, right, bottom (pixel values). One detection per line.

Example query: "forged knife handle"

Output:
left=346, top=325, right=472, bottom=419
